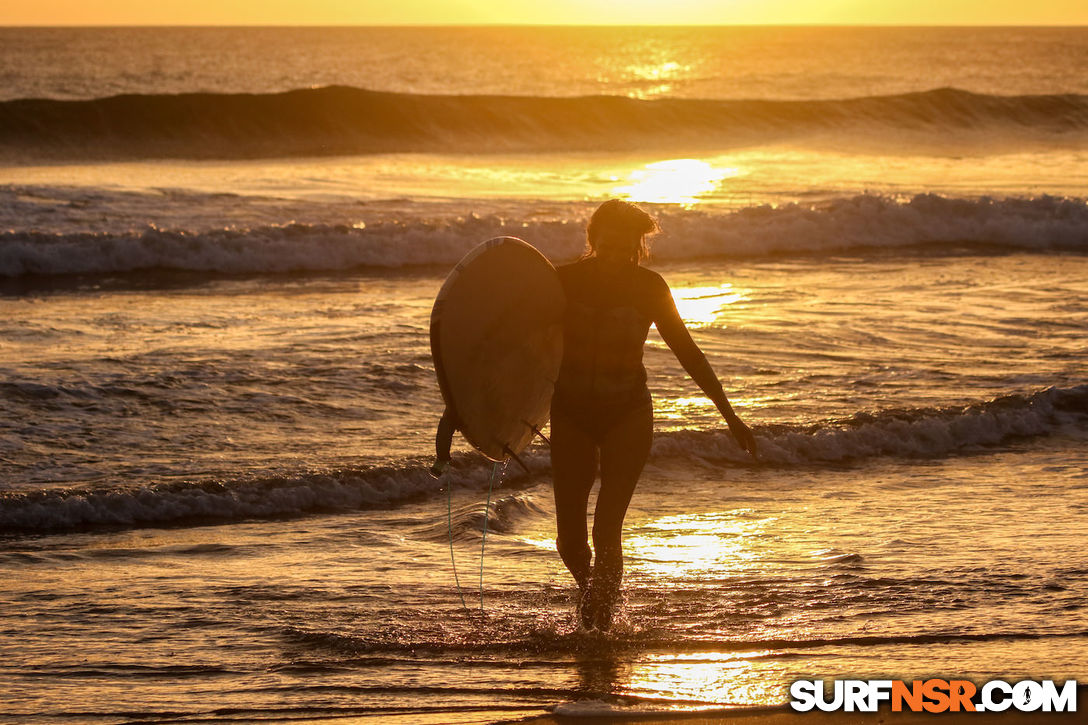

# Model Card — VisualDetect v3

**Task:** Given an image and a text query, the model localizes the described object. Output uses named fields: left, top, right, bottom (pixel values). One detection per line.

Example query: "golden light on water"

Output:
left=623, top=651, right=787, bottom=707
left=649, top=283, right=751, bottom=423
left=670, top=283, right=746, bottom=327
left=631, top=60, right=682, bottom=80
left=612, top=159, right=738, bottom=205
left=655, top=395, right=716, bottom=421
left=655, top=393, right=775, bottom=426
left=618, top=513, right=788, bottom=708
left=627, top=512, right=763, bottom=578
left=623, top=60, right=688, bottom=97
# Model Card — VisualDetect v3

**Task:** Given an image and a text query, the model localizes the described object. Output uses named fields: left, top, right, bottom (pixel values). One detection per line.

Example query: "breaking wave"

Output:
left=2, top=194, right=1086, bottom=278
left=653, top=384, right=1088, bottom=465
left=3, top=386, right=1083, bottom=533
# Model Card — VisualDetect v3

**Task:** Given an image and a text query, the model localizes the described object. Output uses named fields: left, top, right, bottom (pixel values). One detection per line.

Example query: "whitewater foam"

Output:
left=2, top=195, right=1085, bottom=279
left=3, top=386, right=1083, bottom=533
left=654, top=385, right=1088, bottom=465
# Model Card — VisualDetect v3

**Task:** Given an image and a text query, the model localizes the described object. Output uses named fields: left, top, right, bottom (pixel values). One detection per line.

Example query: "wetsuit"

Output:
left=551, top=256, right=727, bottom=437
left=550, top=257, right=730, bottom=629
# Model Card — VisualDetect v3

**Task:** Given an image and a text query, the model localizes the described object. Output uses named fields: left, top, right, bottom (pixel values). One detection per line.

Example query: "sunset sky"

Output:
left=1, top=0, right=1087, bottom=25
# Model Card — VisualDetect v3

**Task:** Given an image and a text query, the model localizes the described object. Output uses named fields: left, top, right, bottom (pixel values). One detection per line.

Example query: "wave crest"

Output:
left=2, top=86, right=1086, bottom=160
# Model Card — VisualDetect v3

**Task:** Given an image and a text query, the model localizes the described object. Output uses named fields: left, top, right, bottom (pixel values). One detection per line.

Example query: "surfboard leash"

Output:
left=479, top=461, right=501, bottom=610
left=447, top=461, right=502, bottom=612
left=446, top=471, right=469, bottom=610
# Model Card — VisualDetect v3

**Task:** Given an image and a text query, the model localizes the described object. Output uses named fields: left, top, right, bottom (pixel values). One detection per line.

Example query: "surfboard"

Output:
left=430, top=236, right=564, bottom=462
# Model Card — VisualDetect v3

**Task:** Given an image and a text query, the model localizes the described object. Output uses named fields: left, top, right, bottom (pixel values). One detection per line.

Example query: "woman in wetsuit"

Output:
left=552, top=199, right=757, bottom=630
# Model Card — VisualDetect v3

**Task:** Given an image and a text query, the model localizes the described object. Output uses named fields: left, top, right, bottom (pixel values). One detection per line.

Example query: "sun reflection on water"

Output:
left=627, top=511, right=765, bottom=578
left=655, top=395, right=716, bottom=421
left=649, top=283, right=752, bottom=424
left=622, top=60, right=689, bottom=98
left=655, top=394, right=775, bottom=424
left=630, top=60, right=683, bottom=80
left=670, top=283, right=746, bottom=327
left=613, top=159, right=739, bottom=205
left=619, top=512, right=788, bottom=708
left=621, top=651, right=789, bottom=707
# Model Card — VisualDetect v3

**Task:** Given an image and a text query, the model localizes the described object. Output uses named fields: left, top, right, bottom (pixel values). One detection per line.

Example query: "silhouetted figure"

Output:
left=552, top=199, right=757, bottom=630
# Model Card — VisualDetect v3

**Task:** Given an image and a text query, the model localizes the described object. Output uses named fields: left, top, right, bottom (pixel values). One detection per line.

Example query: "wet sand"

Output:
left=515, top=706, right=1084, bottom=725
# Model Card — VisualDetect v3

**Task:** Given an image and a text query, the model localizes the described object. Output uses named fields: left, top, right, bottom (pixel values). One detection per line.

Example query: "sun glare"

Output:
left=623, top=650, right=790, bottom=708
left=623, top=60, right=690, bottom=97
left=612, top=159, right=738, bottom=206
left=670, top=283, right=746, bottom=327
left=655, top=395, right=717, bottom=421
left=627, top=511, right=764, bottom=578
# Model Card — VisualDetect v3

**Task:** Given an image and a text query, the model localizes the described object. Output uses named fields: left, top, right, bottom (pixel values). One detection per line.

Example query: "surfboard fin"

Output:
left=521, top=419, right=551, bottom=447
left=502, top=445, right=532, bottom=476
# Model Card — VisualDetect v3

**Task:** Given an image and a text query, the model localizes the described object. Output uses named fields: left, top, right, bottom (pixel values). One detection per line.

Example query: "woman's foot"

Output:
left=593, top=599, right=615, bottom=631
left=578, top=579, right=618, bottom=631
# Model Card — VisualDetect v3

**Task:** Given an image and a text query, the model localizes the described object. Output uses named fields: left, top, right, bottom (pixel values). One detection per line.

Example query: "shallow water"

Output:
left=2, top=253, right=1086, bottom=722
left=2, top=253, right=1084, bottom=495
left=4, top=440, right=1085, bottom=723
left=2, top=25, right=1087, bottom=723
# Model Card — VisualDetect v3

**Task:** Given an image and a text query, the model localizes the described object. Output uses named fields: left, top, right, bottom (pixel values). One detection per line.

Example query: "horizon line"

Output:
left=2, top=22, right=1087, bottom=28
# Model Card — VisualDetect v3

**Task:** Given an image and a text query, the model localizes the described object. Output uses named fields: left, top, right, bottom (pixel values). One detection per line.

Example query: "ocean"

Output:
left=0, top=26, right=1086, bottom=724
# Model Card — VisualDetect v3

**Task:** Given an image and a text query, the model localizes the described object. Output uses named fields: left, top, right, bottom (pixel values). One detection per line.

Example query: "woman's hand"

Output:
left=725, top=415, right=758, bottom=459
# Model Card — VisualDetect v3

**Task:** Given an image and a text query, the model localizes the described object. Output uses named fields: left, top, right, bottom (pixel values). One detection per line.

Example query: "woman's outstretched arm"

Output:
left=650, top=275, right=758, bottom=458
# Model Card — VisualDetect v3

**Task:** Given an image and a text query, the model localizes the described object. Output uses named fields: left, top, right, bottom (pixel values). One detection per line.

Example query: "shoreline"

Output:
left=510, top=704, right=1086, bottom=725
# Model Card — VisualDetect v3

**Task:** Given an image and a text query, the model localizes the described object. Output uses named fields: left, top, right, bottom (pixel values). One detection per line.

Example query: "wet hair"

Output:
left=585, top=199, right=658, bottom=263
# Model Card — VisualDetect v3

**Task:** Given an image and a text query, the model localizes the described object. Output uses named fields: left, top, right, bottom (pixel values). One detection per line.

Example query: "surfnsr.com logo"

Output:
left=790, top=679, right=1078, bottom=713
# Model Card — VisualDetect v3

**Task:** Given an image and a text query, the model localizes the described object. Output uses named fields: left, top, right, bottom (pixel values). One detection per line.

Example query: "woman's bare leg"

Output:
left=550, top=406, right=597, bottom=591
left=587, top=404, right=653, bottom=630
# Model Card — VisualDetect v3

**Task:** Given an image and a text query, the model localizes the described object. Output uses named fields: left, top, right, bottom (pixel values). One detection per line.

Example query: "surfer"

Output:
left=553, top=199, right=757, bottom=630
